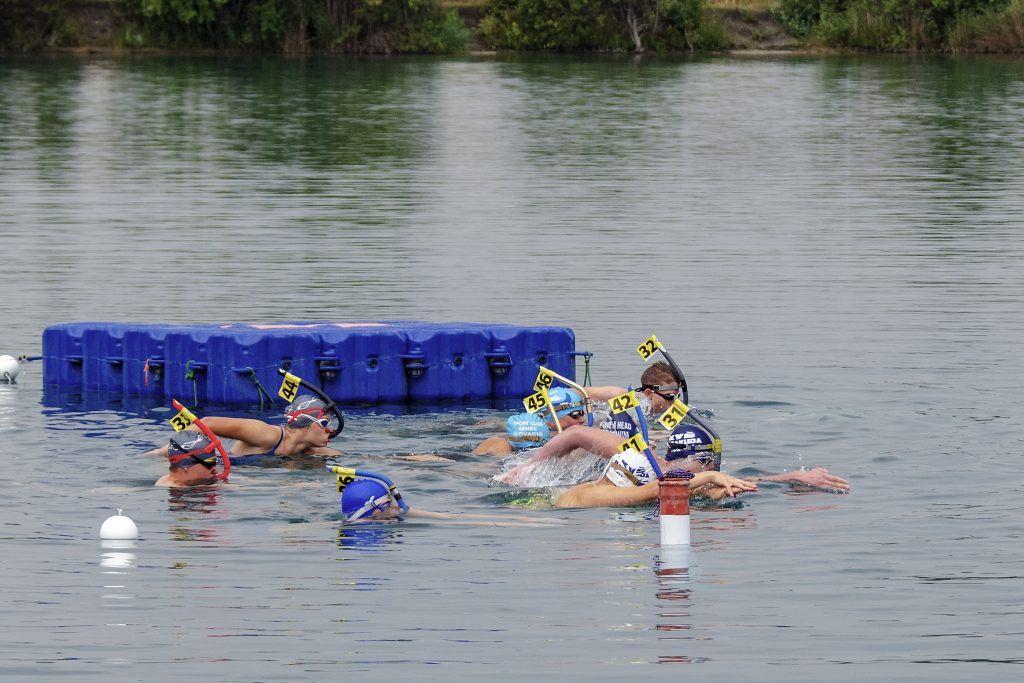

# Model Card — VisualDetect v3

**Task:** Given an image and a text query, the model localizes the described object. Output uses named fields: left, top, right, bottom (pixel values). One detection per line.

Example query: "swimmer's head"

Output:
left=603, top=448, right=656, bottom=488
left=543, top=387, right=587, bottom=424
left=285, top=395, right=330, bottom=430
left=341, top=478, right=396, bottom=521
left=665, top=423, right=719, bottom=467
left=167, top=432, right=217, bottom=470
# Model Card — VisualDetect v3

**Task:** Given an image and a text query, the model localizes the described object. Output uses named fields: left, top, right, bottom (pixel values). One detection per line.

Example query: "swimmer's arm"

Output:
left=744, top=468, right=849, bottom=491
left=399, top=454, right=456, bottom=462
left=142, top=444, right=170, bottom=457
left=584, top=386, right=628, bottom=402
left=689, top=471, right=758, bottom=499
left=198, top=417, right=281, bottom=446
left=556, top=481, right=661, bottom=508
left=303, top=446, right=343, bottom=456
left=471, top=436, right=513, bottom=456
left=405, top=509, right=563, bottom=526
left=494, top=427, right=622, bottom=485
left=530, top=426, right=621, bottom=463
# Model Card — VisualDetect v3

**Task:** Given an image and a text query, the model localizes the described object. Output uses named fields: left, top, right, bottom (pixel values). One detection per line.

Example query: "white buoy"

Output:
left=0, top=355, right=18, bottom=383
left=100, top=509, right=139, bottom=540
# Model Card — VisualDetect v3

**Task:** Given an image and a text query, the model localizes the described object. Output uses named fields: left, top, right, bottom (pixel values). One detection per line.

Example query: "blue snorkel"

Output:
left=608, top=387, right=664, bottom=480
left=327, top=465, right=410, bottom=517
left=629, top=390, right=664, bottom=479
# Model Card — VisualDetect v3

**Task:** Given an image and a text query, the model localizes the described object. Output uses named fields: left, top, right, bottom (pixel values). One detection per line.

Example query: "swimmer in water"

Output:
left=469, top=387, right=590, bottom=456
left=333, top=468, right=563, bottom=526
left=155, top=431, right=225, bottom=487
left=554, top=448, right=758, bottom=508
left=499, top=420, right=849, bottom=492
left=145, top=395, right=342, bottom=463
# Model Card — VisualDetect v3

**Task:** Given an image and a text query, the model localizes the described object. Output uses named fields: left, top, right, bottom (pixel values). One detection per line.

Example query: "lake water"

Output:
left=1, top=53, right=1023, bottom=681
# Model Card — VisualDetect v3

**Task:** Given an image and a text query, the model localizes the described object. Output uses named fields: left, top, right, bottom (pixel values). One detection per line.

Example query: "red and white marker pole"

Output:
left=659, top=476, right=690, bottom=546
left=658, top=475, right=691, bottom=573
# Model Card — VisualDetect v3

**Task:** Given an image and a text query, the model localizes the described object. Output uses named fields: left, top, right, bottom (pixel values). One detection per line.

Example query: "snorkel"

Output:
left=641, top=335, right=723, bottom=471
left=327, top=465, right=410, bottom=520
left=534, top=367, right=595, bottom=427
left=277, top=368, right=345, bottom=438
left=170, top=399, right=232, bottom=481
left=637, top=335, right=689, bottom=406
left=610, top=389, right=664, bottom=479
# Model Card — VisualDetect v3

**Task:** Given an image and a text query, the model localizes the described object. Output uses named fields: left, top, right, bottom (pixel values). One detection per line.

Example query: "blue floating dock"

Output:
left=41, top=321, right=578, bottom=406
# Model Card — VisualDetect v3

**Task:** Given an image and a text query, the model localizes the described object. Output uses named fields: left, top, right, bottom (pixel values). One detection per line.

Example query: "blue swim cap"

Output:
left=545, top=387, right=584, bottom=419
left=506, top=412, right=552, bottom=449
left=341, top=478, right=393, bottom=520
left=665, top=423, right=719, bottom=466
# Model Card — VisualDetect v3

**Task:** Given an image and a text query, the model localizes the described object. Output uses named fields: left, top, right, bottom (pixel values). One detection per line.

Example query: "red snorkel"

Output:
left=171, top=399, right=231, bottom=481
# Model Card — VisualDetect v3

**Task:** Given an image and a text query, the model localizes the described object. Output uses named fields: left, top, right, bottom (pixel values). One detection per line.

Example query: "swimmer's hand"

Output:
left=494, top=462, right=533, bottom=486
left=752, top=468, right=849, bottom=492
left=690, top=471, right=758, bottom=500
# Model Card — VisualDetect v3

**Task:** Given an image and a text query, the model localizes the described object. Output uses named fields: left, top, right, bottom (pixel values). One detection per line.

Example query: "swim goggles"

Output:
left=643, top=384, right=681, bottom=402
left=167, top=440, right=218, bottom=469
left=347, top=492, right=397, bottom=521
left=290, top=413, right=331, bottom=430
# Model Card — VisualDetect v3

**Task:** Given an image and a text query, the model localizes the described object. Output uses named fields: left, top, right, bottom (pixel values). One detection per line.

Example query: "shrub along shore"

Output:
left=2, top=0, right=1022, bottom=54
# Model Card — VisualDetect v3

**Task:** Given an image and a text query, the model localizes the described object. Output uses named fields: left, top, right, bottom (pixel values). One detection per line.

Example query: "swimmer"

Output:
left=155, top=431, right=226, bottom=487
left=498, top=414, right=712, bottom=484
left=500, top=421, right=849, bottom=492
left=586, top=360, right=685, bottom=435
left=470, top=387, right=590, bottom=456
left=145, top=395, right=342, bottom=462
left=554, top=448, right=756, bottom=508
left=333, top=467, right=563, bottom=526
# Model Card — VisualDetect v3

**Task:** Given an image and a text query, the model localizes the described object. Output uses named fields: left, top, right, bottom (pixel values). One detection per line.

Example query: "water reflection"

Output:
left=166, top=488, right=223, bottom=546
left=100, top=539, right=137, bottom=622
left=337, top=523, right=403, bottom=551
left=654, top=544, right=692, bottom=654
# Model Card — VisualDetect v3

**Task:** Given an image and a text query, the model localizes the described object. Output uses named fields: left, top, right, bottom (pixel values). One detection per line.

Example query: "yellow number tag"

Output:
left=658, top=400, right=690, bottom=430
left=523, top=390, right=548, bottom=414
left=279, top=372, right=301, bottom=402
left=330, top=466, right=357, bottom=492
left=619, top=434, right=648, bottom=454
left=637, top=334, right=662, bottom=361
left=533, top=368, right=555, bottom=392
left=170, top=406, right=196, bottom=432
left=609, top=390, right=639, bottom=414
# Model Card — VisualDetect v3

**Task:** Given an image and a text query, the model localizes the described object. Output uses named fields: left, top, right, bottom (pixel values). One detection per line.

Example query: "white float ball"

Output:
left=0, top=355, right=18, bottom=382
left=100, top=509, right=139, bottom=540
